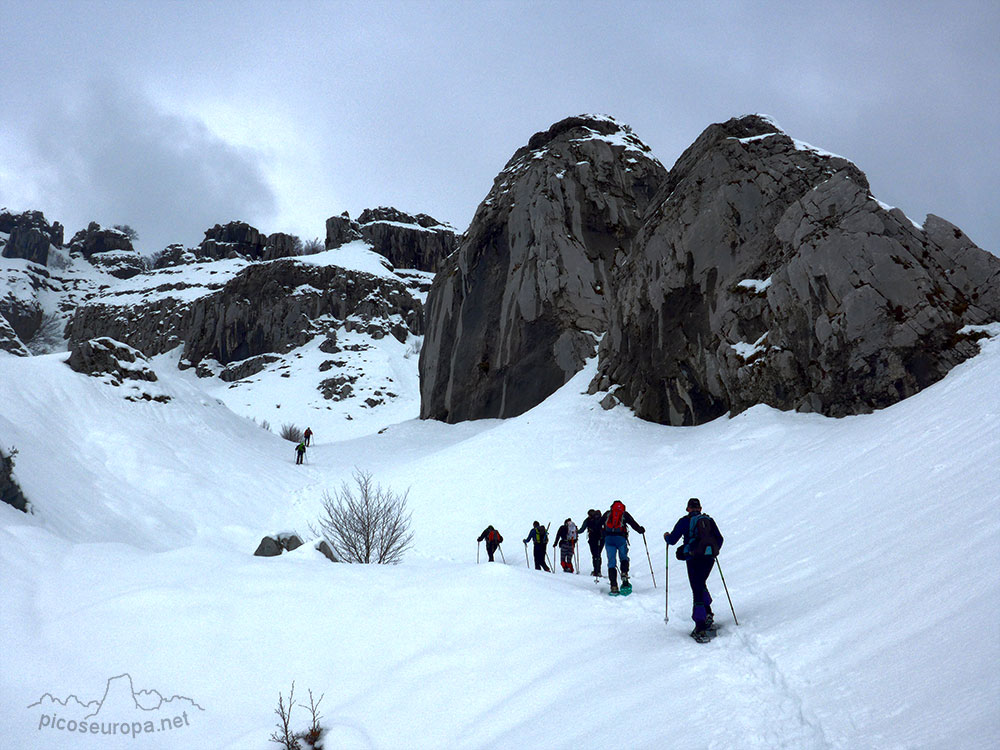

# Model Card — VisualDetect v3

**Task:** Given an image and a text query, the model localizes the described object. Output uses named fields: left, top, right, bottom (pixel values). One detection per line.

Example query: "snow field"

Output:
left=1, top=332, right=999, bottom=747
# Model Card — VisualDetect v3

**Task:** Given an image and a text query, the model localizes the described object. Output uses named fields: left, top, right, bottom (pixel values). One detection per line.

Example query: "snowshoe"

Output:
left=619, top=582, right=633, bottom=596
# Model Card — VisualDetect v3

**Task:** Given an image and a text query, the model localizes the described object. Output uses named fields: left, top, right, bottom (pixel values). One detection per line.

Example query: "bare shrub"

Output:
left=260, top=419, right=272, bottom=432
left=280, top=423, right=303, bottom=443
left=310, top=470, right=414, bottom=564
left=113, top=224, right=139, bottom=241
left=269, top=682, right=300, bottom=750
left=299, top=688, right=324, bottom=748
left=27, top=312, right=66, bottom=355
left=302, top=237, right=323, bottom=255
left=267, top=683, right=325, bottom=750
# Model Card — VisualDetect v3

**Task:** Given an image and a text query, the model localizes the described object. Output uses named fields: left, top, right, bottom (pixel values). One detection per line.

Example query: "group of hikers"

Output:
left=294, top=427, right=314, bottom=464
left=477, top=498, right=725, bottom=642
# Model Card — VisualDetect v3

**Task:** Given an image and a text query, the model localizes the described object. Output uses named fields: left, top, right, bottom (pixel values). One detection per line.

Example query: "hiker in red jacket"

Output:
left=477, top=525, right=504, bottom=562
left=601, top=501, right=645, bottom=594
left=303, top=427, right=313, bottom=446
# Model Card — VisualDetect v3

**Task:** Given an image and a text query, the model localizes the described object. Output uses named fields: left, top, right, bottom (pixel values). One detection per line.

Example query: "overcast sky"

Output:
left=1, top=0, right=997, bottom=255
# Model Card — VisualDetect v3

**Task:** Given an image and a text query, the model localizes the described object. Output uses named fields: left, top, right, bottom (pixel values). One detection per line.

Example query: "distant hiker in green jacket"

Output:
left=523, top=522, right=550, bottom=571
left=295, top=441, right=306, bottom=465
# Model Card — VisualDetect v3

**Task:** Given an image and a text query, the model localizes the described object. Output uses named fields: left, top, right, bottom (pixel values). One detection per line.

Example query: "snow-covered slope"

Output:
left=1, top=327, right=998, bottom=748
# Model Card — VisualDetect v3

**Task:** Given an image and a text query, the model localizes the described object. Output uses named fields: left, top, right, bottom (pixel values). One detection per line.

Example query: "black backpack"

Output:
left=683, top=514, right=723, bottom=558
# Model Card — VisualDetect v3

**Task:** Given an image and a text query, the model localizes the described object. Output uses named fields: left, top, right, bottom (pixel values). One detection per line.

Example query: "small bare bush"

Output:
left=302, top=237, right=323, bottom=255
left=268, top=682, right=325, bottom=750
left=310, top=470, right=414, bottom=564
left=280, top=423, right=303, bottom=443
left=27, top=313, right=65, bottom=355
left=269, top=682, right=300, bottom=750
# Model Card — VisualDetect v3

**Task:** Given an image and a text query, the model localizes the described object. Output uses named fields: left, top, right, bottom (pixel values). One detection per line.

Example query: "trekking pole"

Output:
left=524, top=542, right=529, bottom=568
left=575, top=543, right=580, bottom=574
left=499, top=545, right=506, bottom=564
left=664, top=541, right=669, bottom=624
left=642, top=533, right=657, bottom=588
left=477, top=541, right=480, bottom=564
left=716, top=557, right=739, bottom=626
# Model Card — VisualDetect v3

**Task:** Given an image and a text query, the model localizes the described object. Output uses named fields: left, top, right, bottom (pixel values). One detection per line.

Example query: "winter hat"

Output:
left=687, top=497, right=701, bottom=511
left=565, top=518, right=571, bottom=524
left=533, top=521, right=540, bottom=527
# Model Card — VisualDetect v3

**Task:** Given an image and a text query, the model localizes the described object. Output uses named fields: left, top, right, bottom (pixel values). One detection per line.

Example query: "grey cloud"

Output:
left=17, top=78, right=277, bottom=253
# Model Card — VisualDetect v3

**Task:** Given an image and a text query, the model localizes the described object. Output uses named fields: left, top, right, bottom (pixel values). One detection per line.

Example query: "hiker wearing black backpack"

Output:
left=665, top=498, right=724, bottom=642
left=477, top=525, right=504, bottom=562
left=553, top=518, right=578, bottom=573
left=523, top=521, right=551, bottom=571
left=578, top=508, right=606, bottom=577
left=602, top=501, right=645, bottom=594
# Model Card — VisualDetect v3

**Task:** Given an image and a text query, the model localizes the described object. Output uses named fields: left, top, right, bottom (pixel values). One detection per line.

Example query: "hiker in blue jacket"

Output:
left=665, top=497, right=724, bottom=641
left=523, top=521, right=550, bottom=571
left=601, top=501, right=644, bottom=594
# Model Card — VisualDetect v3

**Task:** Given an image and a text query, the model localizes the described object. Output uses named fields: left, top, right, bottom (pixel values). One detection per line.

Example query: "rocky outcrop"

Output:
left=419, top=114, right=668, bottom=422
left=325, top=207, right=458, bottom=272
left=1, top=448, right=29, bottom=513
left=325, top=212, right=363, bottom=249
left=263, top=232, right=300, bottom=261
left=66, top=337, right=158, bottom=384
left=0, top=210, right=63, bottom=266
left=68, top=222, right=134, bottom=258
left=152, top=244, right=200, bottom=269
left=86, top=250, right=146, bottom=279
left=198, top=221, right=266, bottom=261
left=0, top=315, right=30, bottom=356
left=66, top=222, right=146, bottom=278
left=253, top=533, right=305, bottom=557
left=590, top=115, right=1000, bottom=424
left=66, top=258, right=424, bottom=371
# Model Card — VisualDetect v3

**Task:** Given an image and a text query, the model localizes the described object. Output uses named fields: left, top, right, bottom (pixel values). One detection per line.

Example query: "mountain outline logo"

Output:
left=27, top=673, right=204, bottom=740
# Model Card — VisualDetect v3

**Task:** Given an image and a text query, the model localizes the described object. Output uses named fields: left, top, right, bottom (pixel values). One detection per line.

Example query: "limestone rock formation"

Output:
left=325, top=207, right=458, bottom=272
left=68, top=222, right=134, bottom=258
left=0, top=315, right=31, bottom=356
left=591, top=115, right=1000, bottom=424
left=66, top=337, right=158, bottom=384
left=325, top=212, right=363, bottom=249
left=152, top=243, right=200, bottom=269
left=198, top=221, right=266, bottom=261
left=1, top=447, right=29, bottom=513
left=66, top=222, right=146, bottom=278
left=0, top=209, right=63, bottom=266
left=419, top=114, right=668, bottom=421
left=66, top=258, right=424, bottom=371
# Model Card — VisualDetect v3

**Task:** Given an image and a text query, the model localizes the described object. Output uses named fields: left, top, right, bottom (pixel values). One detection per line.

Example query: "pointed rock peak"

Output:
left=518, top=113, right=652, bottom=156
left=724, top=113, right=784, bottom=137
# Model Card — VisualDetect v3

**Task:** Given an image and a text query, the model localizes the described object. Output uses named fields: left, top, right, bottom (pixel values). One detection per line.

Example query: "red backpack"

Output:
left=488, top=529, right=498, bottom=543
left=606, top=501, right=625, bottom=530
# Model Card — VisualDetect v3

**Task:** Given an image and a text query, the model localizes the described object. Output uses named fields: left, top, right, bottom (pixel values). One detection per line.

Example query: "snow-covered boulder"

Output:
left=66, top=337, right=158, bottom=384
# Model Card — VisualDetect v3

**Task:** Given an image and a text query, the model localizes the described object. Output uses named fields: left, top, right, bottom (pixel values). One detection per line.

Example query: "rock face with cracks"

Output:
left=66, top=259, right=424, bottom=370
left=589, top=115, right=1000, bottom=424
left=419, top=114, right=668, bottom=422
